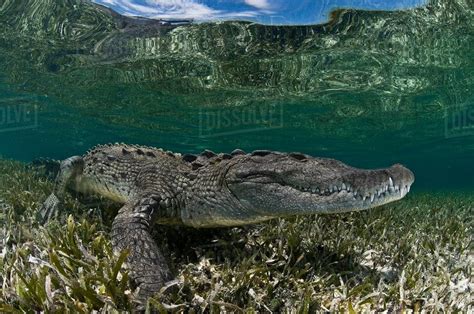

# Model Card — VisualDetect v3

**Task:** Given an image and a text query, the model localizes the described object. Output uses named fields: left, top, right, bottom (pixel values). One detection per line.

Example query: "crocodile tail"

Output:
left=31, top=158, right=61, bottom=180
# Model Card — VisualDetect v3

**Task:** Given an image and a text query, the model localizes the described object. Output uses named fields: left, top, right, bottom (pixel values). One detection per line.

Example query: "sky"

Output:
left=92, top=0, right=427, bottom=25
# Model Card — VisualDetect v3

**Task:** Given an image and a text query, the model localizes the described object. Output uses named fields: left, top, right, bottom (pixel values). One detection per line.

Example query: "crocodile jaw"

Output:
left=231, top=172, right=412, bottom=215
left=225, top=155, right=415, bottom=217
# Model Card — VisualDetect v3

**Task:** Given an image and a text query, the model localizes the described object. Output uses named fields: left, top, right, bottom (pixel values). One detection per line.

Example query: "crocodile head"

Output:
left=182, top=150, right=414, bottom=227
left=224, top=152, right=414, bottom=217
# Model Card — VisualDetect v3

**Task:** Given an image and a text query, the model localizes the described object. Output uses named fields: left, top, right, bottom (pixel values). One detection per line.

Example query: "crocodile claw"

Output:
left=39, top=193, right=60, bottom=224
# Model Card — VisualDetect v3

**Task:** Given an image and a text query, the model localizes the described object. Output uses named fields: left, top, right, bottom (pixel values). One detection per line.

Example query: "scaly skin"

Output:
left=40, top=143, right=415, bottom=305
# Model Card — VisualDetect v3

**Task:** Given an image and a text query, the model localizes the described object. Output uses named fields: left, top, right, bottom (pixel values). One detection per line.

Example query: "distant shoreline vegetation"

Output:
left=91, top=0, right=428, bottom=26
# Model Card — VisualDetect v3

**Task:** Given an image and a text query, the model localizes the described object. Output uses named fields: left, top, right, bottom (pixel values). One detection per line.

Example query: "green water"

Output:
left=0, top=0, right=473, bottom=192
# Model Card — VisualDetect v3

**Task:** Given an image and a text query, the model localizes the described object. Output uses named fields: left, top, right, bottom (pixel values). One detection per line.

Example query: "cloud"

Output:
left=244, top=0, right=271, bottom=10
left=93, top=0, right=261, bottom=21
left=94, top=0, right=427, bottom=24
left=144, top=0, right=219, bottom=19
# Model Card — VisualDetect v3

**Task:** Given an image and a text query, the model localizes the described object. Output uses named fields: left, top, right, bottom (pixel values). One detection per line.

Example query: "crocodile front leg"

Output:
left=111, top=195, right=172, bottom=306
left=40, top=156, right=84, bottom=223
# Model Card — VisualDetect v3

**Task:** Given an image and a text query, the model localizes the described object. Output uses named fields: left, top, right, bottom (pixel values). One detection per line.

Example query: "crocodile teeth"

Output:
left=401, top=186, right=408, bottom=197
left=389, top=177, right=394, bottom=187
left=370, top=194, right=375, bottom=203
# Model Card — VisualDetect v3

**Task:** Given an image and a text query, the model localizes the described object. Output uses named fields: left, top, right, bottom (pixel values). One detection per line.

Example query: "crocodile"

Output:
left=40, top=143, right=415, bottom=305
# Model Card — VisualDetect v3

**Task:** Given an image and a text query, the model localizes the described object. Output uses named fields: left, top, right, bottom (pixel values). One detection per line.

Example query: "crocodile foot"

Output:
left=39, top=193, right=60, bottom=223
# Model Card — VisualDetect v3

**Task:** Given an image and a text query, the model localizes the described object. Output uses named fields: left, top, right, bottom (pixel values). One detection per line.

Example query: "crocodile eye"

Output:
left=289, top=153, right=307, bottom=161
left=146, top=151, right=156, bottom=157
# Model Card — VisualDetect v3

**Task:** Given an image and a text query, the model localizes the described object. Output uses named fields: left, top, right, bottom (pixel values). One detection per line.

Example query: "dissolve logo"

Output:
left=0, top=96, right=39, bottom=133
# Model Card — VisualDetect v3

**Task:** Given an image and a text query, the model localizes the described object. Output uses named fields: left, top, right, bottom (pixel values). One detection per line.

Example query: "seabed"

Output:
left=0, top=159, right=472, bottom=312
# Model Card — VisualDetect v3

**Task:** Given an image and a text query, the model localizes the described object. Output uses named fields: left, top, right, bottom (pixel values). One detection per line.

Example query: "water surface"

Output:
left=91, top=0, right=428, bottom=24
left=0, top=0, right=473, bottom=192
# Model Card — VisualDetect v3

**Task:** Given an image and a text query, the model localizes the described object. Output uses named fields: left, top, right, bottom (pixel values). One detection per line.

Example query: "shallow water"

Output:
left=0, top=0, right=473, bottom=192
